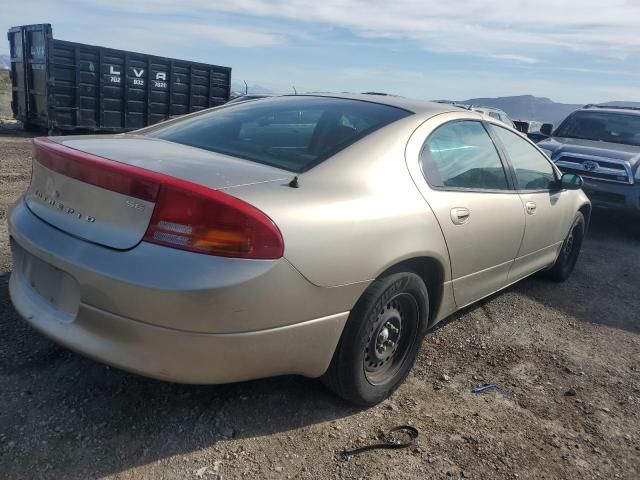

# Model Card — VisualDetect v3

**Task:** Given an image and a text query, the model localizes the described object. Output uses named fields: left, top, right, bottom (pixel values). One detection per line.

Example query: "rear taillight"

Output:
left=143, top=184, right=283, bottom=259
left=33, top=137, right=284, bottom=259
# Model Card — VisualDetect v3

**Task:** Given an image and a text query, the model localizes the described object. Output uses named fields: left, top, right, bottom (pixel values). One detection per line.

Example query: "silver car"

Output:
left=471, top=106, right=516, bottom=128
left=8, top=94, right=590, bottom=405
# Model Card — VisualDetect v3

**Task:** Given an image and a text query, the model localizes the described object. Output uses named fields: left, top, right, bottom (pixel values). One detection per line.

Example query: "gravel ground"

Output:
left=1, top=130, right=639, bottom=480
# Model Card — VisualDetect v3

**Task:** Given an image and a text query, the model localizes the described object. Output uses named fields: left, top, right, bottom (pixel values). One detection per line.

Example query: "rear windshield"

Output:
left=147, top=96, right=412, bottom=172
left=554, top=110, right=640, bottom=147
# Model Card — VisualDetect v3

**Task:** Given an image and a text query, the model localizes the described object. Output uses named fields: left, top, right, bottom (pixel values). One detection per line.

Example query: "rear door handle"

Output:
left=525, top=201, right=537, bottom=215
left=450, top=207, right=471, bottom=225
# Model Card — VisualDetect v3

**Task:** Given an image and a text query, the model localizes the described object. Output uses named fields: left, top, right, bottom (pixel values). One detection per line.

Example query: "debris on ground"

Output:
left=471, top=383, right=509, bottom=398
left=339, top=426, right=419, bottom=461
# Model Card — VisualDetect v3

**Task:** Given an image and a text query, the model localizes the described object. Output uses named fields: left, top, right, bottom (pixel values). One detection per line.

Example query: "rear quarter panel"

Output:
left=224, top=116, right=452, bottom=288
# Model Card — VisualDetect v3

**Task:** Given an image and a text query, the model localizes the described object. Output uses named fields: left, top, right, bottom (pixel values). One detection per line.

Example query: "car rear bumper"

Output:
left=9, top=268, right=348, bottom=383
left=7, top=198, right=356, bottom=383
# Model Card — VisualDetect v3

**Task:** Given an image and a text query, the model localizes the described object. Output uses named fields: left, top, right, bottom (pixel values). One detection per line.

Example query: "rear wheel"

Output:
left=545, top=212, right=585, bottom=282
left=322, top=272, right=429, bottom=406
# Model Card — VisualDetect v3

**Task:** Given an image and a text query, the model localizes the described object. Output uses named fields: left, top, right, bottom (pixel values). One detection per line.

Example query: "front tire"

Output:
left=545, top=212, right=585, bottom=282
left=322, top=272, right=429, bottom=406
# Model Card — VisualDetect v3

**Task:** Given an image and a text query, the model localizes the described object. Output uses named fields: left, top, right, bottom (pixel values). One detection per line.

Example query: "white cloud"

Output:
left=231, top=62, right=640, bottom=103
left=0, top=1, right=284, bottom=52
left=487, top=54, right=541, bottom=65
left=1, top=0, right=639, bottom=102
left=92, top=0, right=640, bottom=60
left=4, top=1, right=640, bottom=60
left=158, top=23, right=282, bottom=48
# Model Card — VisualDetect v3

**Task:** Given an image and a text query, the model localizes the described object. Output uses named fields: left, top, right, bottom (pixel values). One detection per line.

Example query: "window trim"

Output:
left=419, top=119, right=517, bottom=194
left=487, top=122, right=561, bottom=193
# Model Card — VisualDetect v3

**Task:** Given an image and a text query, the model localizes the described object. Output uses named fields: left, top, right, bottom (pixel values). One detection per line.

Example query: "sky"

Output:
left=1, top=0, right=639, bottom=103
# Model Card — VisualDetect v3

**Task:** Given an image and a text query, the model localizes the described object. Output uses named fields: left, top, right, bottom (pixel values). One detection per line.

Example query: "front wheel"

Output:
left=321, top=272, right=429, bottom=406
left=544, top=212, right=585, bottom=282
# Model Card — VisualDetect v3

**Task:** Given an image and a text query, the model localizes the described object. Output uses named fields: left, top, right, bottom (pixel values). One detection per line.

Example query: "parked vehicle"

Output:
left=7, top=23, right=231, bottom=134
left=514, top=120, right=554, bottom=143
left=8, top=94, right=590, bottom=405
left=470, top=106, right=516, bottom=128
left=435, top=101, right=516, bottom=128
left=538, top=105, right=640, bottom=213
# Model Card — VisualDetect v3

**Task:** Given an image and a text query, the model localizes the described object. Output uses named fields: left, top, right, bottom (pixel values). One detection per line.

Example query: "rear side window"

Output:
left=492, top=126, right=557, bottom=190
left=147, top=97, right=411, bottom=172
left=421, top=121, right=509, bottom=190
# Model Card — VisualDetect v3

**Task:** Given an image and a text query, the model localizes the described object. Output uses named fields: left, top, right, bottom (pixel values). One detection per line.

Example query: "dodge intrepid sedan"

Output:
left=8, top=94, right=590, bottom=405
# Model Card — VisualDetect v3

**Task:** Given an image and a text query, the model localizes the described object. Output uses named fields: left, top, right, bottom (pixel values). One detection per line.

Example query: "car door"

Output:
left=407, top=117, right=526, bottom=308
left=489, top=124, right=575, bottom=282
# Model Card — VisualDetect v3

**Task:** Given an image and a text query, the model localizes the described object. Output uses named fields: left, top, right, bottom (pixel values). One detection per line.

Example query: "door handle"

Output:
left=450, top=207, right=471, bottom=225
left=525, top=201, right=537, bottom=215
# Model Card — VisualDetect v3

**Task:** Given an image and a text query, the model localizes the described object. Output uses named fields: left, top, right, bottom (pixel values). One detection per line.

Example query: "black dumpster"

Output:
left=7, top=23, right=232, bottom=133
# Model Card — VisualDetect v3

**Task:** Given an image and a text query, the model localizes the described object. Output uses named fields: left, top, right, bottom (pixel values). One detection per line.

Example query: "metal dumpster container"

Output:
left=8, top=23, right=231, bottom=133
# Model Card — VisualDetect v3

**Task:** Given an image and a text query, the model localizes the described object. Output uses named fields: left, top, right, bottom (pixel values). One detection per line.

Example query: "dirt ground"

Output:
left=1, top=129, right=639, bottom=480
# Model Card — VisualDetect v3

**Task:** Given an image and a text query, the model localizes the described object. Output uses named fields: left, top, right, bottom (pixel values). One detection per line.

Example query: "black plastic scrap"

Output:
left=338, top=425, right=419, bottom=461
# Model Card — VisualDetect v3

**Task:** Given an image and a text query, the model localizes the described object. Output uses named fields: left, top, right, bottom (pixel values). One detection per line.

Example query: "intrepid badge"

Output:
left=34, top=190, right=96, bottom=223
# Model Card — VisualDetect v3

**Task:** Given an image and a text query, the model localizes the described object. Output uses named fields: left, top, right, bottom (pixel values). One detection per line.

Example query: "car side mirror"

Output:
left=540, top=123, right=553, bottom=136
left=559, top=173, right=583, bottom=190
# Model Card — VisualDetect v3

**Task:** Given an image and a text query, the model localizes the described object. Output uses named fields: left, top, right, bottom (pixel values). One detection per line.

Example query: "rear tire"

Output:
left=322, top=272, right=429, bottom=406
left=545, top=212, right=585, bottom=282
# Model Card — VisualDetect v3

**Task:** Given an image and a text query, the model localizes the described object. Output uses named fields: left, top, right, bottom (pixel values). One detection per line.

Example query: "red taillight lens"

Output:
left=143, top=185, right=284, bottom=259
left=33, top=137, right=284, bottom=260
left=33, top=137, right=160, bottom=202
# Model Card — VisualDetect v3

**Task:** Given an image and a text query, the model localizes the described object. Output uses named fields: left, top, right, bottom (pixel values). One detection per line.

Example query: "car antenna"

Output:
left=243, top=80, right=248, bottom=95
left=288, top=176, right=299, bottom=188
left=292, top=85, right=297, bottom=95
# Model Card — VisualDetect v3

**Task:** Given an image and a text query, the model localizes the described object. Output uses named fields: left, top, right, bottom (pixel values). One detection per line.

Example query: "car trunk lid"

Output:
left=25, top=136, right=288, bottom=250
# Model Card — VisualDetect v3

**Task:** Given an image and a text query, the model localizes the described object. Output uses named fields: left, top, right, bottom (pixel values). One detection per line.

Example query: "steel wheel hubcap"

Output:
left=373, top=317, right=400, bottom=363
left=564, top=230, right=575, bottom=256
left=364, top=294, right=418, bottom=385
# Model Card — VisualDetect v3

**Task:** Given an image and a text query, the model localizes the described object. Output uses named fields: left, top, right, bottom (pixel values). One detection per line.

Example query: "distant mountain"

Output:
left=0, top=54, right=10, bottom=70
left=456, top=95, right=580, bottom=124
left=452, top=95, right=640, bottom=125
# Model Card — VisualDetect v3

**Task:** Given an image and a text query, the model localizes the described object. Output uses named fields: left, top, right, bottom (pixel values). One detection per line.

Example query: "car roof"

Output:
left=283, top=93, right=458, bottom=116
left=578, top=105, right=640, bottom=116
left=472, top=106, right=507, bottom=115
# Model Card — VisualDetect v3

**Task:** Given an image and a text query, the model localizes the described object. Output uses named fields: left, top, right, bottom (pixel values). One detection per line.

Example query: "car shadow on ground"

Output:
left=0, top=272, right=358, bottom=479
left=513, top=210, right=640, bottom=333
left=427, top=209, right=640, bottom=336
